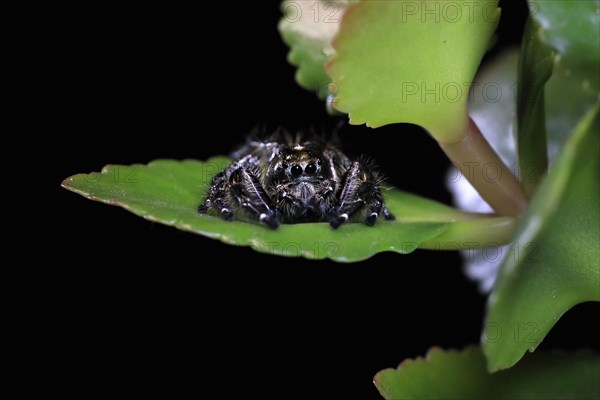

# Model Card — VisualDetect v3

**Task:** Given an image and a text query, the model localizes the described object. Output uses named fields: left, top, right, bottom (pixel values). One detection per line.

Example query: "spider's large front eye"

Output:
left=305, top=163, right=317, bottom=175
left=291, top=164, right=303, bottom=177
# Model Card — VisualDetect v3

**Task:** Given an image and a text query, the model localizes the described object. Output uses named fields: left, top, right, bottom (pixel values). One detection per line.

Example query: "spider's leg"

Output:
left=229, top=167, right=280, bottom=229
left=198, top=172, right=234, bottom=220
left=330, top=162, right=394, bottom=228
left=382, top=206, right=395, bottom=221
left=330, top=162, right=367, bottom=228
left=362, top=184, right=396, bottom=226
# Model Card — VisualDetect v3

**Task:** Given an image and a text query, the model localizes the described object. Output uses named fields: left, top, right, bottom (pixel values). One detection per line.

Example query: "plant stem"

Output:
left=439, top=118, right=528, bottom=217
left=420, top=216, right=517, bottom=250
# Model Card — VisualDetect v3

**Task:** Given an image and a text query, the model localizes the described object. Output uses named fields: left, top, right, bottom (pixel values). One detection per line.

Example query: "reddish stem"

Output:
left=440, top=118, right=528, bottom=217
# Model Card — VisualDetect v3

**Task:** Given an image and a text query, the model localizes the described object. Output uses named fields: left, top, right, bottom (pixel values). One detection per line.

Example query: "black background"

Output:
left=53, top=1, right=598, bottom=398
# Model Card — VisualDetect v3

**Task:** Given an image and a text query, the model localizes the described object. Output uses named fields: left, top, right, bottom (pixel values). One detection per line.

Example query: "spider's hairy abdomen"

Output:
left=199, top=134, right=395, bottom=229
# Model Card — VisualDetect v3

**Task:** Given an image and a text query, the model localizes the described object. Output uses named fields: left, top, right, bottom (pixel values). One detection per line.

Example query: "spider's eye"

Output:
left=317, top=159, right=322, bottom=166
left=291, top=164, right=303, bottom=177
left=282, top=162, right=289, bottom=169
left=305, top=163, right=317, bottom=175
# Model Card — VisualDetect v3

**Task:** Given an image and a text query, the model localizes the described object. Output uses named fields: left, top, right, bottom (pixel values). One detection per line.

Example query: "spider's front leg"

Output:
left=229, top=167, right=280, bottom=228
left=329, top=162, right=395, bottom=229
left=198, top=171, right=235, bottom=221
left=201, top=166, right=281, bottom=229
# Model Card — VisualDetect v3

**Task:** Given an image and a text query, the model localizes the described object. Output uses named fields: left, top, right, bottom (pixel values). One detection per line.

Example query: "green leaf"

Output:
left=374, top=347, right=600, bottom=400
left=532, top=0, right=600, bottom=149
left=483, top=104, right=600, bottom=371
left=530, top=0, right=599, bottom=85
left=517, top=17, right=554, bottom=197
left=62, top=157, right=516, bottom=262
left=278, top=0, right=352, bottom=99
left=326, top=0, right=500, bottom=142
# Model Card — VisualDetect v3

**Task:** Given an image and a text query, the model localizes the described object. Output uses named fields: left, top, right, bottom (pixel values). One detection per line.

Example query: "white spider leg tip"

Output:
left=259, top=213, right=268, bottom=221
left=340, top=213, right=349, bottom=221
left=370, top=212, right=378, bottom=217
left=221, top=208, right=229, bottom=213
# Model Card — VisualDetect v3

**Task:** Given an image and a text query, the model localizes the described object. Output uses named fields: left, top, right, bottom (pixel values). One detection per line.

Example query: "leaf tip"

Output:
left=61, top=176, right=74, bottom=189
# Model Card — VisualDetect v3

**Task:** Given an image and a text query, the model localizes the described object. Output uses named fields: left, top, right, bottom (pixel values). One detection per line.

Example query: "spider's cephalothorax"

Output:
left=198, top=135, right=395, bottom=229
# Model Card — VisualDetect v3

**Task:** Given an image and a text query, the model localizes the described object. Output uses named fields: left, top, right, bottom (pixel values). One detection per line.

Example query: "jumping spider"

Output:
left=198, top=134, right=395, bottom=229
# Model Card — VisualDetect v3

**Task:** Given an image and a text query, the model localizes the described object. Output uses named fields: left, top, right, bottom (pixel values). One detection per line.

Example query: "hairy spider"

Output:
left=198, top=134, right=395, bottom=229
